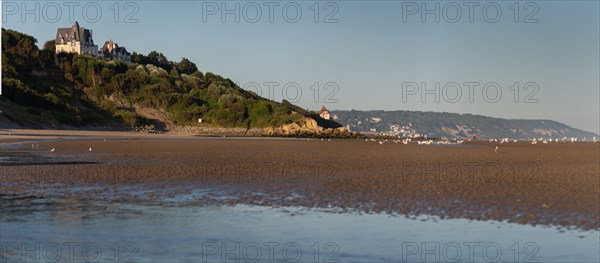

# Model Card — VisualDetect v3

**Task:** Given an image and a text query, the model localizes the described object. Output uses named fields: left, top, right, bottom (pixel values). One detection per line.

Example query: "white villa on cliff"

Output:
left=55, top=21, right=98, bottom=56
left=55, top=22, right=131, bottom=63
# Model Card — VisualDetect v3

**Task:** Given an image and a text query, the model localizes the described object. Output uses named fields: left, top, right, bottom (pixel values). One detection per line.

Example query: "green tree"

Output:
left=43, top=40, right=55, bottom=53
left=177, top=57, right=198, bottom=75
left=1, top=28, right=40, bottom=77
left=131, top=52, right=149, bottom=64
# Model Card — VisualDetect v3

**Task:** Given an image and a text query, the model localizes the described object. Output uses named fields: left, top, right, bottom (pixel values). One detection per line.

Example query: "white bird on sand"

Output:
left=495, top=146, right=498, bottom=153
left=103, top=139, right=107, bottom=142
left=379, top=141, right=384, bottom=145
left=531, top=140, right=537, bottom=145
left=50, top=148, right=55, bottom=152
left=89, top=147, right=92, bottom=152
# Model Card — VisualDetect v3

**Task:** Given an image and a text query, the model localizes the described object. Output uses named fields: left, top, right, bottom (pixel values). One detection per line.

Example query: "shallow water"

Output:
left=1, top=195, right=598, bottom=262
left=0, top=144, right=95, bottom=166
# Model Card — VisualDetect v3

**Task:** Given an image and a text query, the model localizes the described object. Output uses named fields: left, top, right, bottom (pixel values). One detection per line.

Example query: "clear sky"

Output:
left=2, top=1, right=599, bottom=133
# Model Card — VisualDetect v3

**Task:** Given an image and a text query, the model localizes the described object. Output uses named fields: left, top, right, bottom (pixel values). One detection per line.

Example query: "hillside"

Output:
left=1, top=28, right=346, bottom=136
left=333, top=110, right=598, bottom=139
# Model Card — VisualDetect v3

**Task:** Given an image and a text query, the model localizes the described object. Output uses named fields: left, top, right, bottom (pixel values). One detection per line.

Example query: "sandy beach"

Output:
left=1, top=129, right=599, bottom=230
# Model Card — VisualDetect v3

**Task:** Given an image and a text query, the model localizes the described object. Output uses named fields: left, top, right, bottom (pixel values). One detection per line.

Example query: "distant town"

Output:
left=55, top=21, right=131, bottom=63
left=334, top=114, right=423, bottom=138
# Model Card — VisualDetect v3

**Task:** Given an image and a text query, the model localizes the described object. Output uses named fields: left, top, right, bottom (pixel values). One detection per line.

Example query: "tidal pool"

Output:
left=1, top=195, right=598, bottom=262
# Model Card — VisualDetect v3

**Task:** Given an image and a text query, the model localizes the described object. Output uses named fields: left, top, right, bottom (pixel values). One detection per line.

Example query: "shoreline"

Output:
left=0, top=128, right=363, bottom=143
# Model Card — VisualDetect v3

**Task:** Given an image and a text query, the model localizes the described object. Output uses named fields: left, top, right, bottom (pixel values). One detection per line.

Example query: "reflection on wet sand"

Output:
left=1, top=195, right=598, bottom=262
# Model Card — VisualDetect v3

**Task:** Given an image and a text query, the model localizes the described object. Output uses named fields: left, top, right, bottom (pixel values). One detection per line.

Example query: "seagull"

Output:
left=103, top=139, right=107, bottom=142
left=50, top=148, right=55, bottom=152
left=89, top=147, right=92, bottom=152
left=495, top=146, right=498, bottom=153
left=379, top=141, right=384, bottom=145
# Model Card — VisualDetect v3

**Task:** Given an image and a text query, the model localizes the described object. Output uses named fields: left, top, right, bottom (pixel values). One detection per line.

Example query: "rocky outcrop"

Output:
left=266, top=117, right=359, bottom=138
left=169, top=126, right=267, bottom=136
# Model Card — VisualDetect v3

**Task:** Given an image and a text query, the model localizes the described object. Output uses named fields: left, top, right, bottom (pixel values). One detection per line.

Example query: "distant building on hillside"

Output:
left=55, top=21, right=98, bottom=56
left=317, top=106, right=331, bottom=120
left=101, top=39, right=132, bottom=63
left=55, top=22, right=131, bottom=63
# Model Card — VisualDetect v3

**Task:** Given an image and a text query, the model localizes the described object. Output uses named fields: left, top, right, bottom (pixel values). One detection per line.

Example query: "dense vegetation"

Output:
left=1, top=28, right=311, bottom=130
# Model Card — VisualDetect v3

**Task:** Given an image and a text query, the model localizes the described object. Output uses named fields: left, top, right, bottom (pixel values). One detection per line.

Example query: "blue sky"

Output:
left=2, top=1, right=599, bottom=133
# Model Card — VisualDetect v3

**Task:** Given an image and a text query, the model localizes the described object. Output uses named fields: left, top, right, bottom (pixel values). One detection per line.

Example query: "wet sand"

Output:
left=1, top=131, right=599, bottom=230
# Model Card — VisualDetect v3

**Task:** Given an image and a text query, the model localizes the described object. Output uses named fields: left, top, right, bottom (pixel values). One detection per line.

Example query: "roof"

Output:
left=102, top=40, right=130, bottom=56
left=318, top=106, right=329, bottom=113
left=102, top=40, right=117, bottom=51
left=55, top=21, right=94, bottom=45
